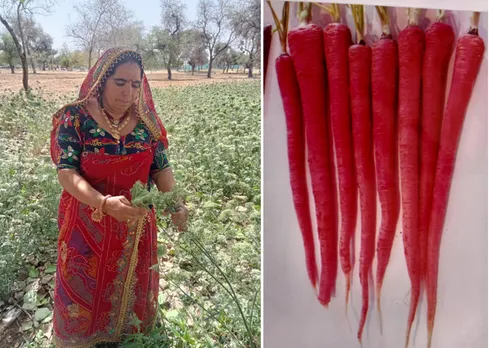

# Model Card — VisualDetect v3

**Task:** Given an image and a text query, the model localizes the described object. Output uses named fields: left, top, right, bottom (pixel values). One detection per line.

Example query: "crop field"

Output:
left=0, top=77, right=261, bottom=347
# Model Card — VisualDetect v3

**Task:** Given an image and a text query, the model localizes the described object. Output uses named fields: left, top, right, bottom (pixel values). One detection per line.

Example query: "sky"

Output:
left=35, top=0, right=200, bottom=50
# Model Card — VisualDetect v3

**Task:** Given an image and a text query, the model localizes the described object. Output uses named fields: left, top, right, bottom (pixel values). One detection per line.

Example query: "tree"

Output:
left=159, top=0, right=186, bottom=80
left=237, top=29, right=259, bottom=77
left=214, top=44, right=238, bottom=73
left=0, top=32, right=19, bottom=73
left=232, top=0, right=260, bottom=78
left=180, top=29, right=207, bottom=75
left=0, top=0, right=55, bottom=90
left=57, top=45, right=85, bottom=71
left=196, top=0, right=237, bottom=78
left=105, top=20, right=144, bottom=51
left=66, top=0, right=134, bottom=69
left=138, top=34, right=164, bottom=72
left=144, top=26, right=170, bottom=71
left=10, top=16, right=54, bottom=73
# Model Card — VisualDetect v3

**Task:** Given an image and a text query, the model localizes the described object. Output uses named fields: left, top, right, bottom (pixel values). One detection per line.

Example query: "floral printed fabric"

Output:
left=56, top=105, right=170, bottom=174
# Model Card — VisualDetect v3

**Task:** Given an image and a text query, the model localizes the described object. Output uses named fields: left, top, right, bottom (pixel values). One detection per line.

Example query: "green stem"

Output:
left=165, top=278, right=246, bottom=347
left=190, top=236, right=256, bottom=348
left=160, top=227, right=256, bottom=347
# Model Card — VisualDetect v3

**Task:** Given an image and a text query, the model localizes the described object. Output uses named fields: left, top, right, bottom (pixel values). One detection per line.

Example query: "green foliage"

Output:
left=130, top=180, right=187, bottom=213
left=57, top=46, right=86, bottom=70
left=0, top=89, right=61, bottom=300
left=145, top=81, right=261, bottom=347
left=143, top=26, right=182, bottom=71
left=0, top=33, right=20, bottom=69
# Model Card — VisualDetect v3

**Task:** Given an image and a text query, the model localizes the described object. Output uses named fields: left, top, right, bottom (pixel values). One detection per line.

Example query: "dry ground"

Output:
left=0, top=69, right=260, bottom=94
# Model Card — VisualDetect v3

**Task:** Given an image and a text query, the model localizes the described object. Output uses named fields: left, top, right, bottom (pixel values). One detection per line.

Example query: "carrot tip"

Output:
left=427, top=318, right=434, bottom=348
left=318, top=298, right=329, bottom=308
left=376, top=285, right=383, bottom=335
left=345, top=273, right=351, bottom=307
left=405, top=331, right=410, bottom=348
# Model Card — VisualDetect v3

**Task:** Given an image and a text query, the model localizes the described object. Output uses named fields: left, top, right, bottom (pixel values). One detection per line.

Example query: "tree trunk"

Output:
left=88, top=49, right=93, bottom=70
left=21, top=54, right=28, bottom=90
left=0, top=12, right=28, bottom=90
left=248, top=65, right=253, bottom=78
left=167, top=66, right=172, bottom=80
left=9, top=63, right=14, bottom=74
left=16, top=3, right=29, bottom=90
left=207, top=58, right=213, bottom=78
left=191, top=65, right=195, bottom=75
left=30, top=56, right=36, bottom=74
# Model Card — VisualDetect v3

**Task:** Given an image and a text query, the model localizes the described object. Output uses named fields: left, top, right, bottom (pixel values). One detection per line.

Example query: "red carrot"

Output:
left=372, top=7, right=400, bottom=320
left=426, top=13, right=485, bottom=348
left=397, top=9, right=424, bottom=348
left=348, top=5, right=376, bottom=342
left=288, top=3, right=337, bottom=306
left=264, top=24, right=272, bottom=89
left=419, top=13, right=455, bottom=284
left=269, top=1, right=318, bottom=289
left=321, top=3, right=357, bottom=307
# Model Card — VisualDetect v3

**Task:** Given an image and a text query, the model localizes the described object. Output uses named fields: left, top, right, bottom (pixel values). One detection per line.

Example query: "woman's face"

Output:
left=102, top=61, right=142, bottom=115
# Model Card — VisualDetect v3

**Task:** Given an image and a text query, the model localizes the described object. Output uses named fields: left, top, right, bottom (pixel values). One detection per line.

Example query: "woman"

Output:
left=49, top=47, right=188, bottom=347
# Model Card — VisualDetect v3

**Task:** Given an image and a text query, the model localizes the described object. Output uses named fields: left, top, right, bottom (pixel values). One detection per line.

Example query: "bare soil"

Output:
left=0, top=69, right=259, bottom=94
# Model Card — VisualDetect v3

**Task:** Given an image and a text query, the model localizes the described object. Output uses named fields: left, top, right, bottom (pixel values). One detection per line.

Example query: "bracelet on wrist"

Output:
left=92, top=195, right=112, bottom=222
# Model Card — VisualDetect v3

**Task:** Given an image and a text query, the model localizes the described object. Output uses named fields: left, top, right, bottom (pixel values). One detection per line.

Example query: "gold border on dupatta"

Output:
left=115, top=214, right=147, bottom=336
left=53, top=214, right=148, bottom=348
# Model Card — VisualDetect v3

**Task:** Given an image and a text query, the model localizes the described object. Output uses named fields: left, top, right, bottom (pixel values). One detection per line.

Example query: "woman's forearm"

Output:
left=57, top=169, right=104, bottom=208
left=151, top=167, right=176, bottom=193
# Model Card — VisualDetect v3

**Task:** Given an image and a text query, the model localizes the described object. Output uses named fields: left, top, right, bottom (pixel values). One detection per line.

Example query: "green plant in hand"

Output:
left=130, top=180, right=187, bottom=214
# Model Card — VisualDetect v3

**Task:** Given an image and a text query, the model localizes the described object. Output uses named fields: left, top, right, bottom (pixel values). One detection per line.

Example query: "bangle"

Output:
left=92, top=195, right=111, bottom=222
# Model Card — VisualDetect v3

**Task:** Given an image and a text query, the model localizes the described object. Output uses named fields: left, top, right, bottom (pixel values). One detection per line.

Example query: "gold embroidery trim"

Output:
left=115, top=213, right=147, bottom=337
left=138, top=100, right=162, bottom=142
left=59, top=196, right=74, bottom=240
left=54, top=213, right=148, bottom=348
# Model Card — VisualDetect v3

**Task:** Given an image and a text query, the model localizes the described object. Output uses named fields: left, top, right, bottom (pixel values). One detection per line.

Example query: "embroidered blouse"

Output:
left=55, top=105, right=170, bottom=174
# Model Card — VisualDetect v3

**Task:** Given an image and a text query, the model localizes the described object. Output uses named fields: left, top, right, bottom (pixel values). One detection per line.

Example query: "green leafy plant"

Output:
left=130, top=180, right=187, bottom=213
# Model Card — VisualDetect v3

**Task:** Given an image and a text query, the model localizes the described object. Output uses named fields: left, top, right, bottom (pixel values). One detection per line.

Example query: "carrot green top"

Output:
left=469, top=12, right=481, bottom=35
left=267, top=1, right=290, bottom=54
left=298, top=2, right=313, bottom=26
left=407, top=8, right=421, bottom=26
left=315, top=3, right=340, bottom=23
left=375, top=6, right=390, bottom=36
left=436, top=9, right=446, bottom=22
left=350, top=5, right=365, bottom=43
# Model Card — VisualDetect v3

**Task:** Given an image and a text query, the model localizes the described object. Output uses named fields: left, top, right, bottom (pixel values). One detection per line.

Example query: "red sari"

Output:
left=50, top=47, right=168, bottom=347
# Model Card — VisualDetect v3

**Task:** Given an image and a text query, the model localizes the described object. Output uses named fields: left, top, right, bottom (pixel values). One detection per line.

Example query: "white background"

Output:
left=263, top=2, right=488, bottom=348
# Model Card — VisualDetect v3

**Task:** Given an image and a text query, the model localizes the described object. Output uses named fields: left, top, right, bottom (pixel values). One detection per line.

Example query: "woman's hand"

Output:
left=104, top=196, right=147, bottom=222
left=169, top=205, right=188, bottom=232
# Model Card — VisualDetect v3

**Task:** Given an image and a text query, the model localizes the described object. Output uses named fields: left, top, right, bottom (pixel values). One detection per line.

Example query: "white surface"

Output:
left=263, top=3, right=488, bottom=348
